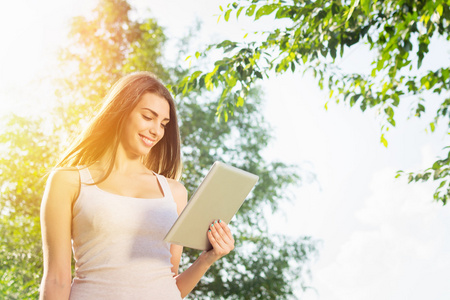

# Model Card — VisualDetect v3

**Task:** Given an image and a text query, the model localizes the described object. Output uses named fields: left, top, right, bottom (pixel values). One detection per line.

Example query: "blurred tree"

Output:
left=0, top=0, right=317, bottom=298
left=176, top=88, right=317, bottom=299
left=55, top=0, right=168, bottom=133
left=176, top=0, right=450, bottom=205
left=0, top=117, right=57, bottom=298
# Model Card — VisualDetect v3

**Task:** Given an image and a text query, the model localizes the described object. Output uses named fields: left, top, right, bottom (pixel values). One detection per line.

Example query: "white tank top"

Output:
left=69, top=167, right=182, bottom=299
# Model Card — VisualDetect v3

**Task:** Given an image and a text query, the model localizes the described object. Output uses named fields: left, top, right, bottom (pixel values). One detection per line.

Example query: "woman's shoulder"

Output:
left=165, top=177, right=187, bottom=212
left=46, top=167, right=80, bottom=192
left=44, top=167, right=81, bottom=204
left=149, top=169, right=186, bottom=204
left=49, top=167, right=80, bottom=181
left=166, top=178, right=187, bottom=198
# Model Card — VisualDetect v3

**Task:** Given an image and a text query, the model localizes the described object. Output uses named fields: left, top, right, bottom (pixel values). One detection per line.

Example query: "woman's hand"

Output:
left=201, top=220, right=235, bottom=266
left=174, top=219, right=235, bottom=297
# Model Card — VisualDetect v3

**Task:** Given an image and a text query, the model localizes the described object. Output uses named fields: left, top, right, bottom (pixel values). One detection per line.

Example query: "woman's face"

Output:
left=121, top=92, right=170, bottom=157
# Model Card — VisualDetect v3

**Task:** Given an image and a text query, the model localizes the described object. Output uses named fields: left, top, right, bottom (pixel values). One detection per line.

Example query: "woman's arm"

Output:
left=39, top=169, right=79, bottom=300
left=168, top=180, right=235, bottom=298
left=175, top=220, right=235, bottom=298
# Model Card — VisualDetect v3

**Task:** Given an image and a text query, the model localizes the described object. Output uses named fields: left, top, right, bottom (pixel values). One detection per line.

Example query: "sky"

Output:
left=1, top=0, right=450, bottom=299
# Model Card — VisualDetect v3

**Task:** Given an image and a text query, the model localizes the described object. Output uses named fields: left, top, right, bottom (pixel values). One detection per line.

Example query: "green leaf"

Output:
left=191, top=70, right=203, bottom=79
left=385, top=106, right=394, bottom=118
left=246, top=4, right=256, bottom=17
left=237, top=96, right=244, bottom=107
left=436, top=4, right=444, bottom=16
left=255, top=5, right=277, bottom=20
left=392, top=93, right=400, bottom=106
left=432, top=161, right=441, bottom=170
left=380, top=134, right=388, bottom=147
left=347, top=0, right=360, bottom=21
left=360, top=0, right=371, bottom=15
left=204, top=65, right=220, bottom=91
left=236, top=6, right=244, bottom=19
left=224, top=9, right=232, bottom=22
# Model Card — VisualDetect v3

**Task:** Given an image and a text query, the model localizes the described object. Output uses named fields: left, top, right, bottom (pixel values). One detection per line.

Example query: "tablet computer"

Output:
left=164, top=161, right=259, bottom=250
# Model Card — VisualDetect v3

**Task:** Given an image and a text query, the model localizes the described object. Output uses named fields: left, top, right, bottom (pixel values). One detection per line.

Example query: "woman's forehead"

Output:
left=137, top=93, right=170, bottom=119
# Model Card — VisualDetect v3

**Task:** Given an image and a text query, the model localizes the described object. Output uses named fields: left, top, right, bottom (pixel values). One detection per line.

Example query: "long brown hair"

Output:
left=56, top=71, right=182, bottom=180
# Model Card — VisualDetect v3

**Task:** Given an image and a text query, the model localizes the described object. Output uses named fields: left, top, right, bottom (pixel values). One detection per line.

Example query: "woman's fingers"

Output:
left=221, top=221, right=234, bottom=241
left=202, top=220, right=235, bottom=265
left=211, top=220, right=233, bottom=246
left=208, top=220, right=235, bottom=255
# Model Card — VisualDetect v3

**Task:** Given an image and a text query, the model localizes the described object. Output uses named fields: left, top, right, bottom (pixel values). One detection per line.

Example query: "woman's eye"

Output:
left=142, top=115, right=151, bottom=120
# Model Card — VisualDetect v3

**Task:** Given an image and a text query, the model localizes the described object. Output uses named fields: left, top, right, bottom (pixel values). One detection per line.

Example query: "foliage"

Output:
left=0, top=0, right=318, bottom=298
left=0, top=116, right=59, bottom=298
left=0, top=212, right=42, bottom=299
left=56, top=0, right=168, bottom=132
left=191, top=234, right=316, bottom=299
left=177, top=89, right=317, bottom=298
left=176, top=0, right=450, bottom=204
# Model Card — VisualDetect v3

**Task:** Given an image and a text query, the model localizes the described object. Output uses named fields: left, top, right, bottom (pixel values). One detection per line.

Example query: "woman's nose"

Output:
left=148, top=121, right=162, bottom=136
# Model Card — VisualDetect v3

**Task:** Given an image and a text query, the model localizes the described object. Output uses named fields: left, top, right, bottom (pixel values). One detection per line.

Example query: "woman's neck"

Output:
left=98, top=143, right=147, bottom=175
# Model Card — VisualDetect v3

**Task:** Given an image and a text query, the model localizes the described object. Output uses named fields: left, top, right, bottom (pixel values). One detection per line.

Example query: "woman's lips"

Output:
left=139, top=134, right=155, bottom=147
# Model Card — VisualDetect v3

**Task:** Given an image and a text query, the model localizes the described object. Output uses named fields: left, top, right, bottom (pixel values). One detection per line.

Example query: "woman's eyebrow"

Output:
left=141, top=108, right=170, bottom=121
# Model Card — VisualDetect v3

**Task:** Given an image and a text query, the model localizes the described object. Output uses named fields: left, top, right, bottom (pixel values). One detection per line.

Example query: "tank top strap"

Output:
left=153, top=172, right=174, bottom=201
left=77, top=166, right=94, bottom=185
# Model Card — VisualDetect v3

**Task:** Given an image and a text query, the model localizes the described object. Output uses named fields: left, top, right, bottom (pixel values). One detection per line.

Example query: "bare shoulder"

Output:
left=45, top=167, right=80, bottom=204
left=48, top=167, right=79, bottom=186
left=166, top=178, right=187, bottom=213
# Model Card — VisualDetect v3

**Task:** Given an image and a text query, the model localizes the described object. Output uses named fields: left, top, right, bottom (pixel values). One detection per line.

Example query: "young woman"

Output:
left=39, top=72, right=235, bottom=299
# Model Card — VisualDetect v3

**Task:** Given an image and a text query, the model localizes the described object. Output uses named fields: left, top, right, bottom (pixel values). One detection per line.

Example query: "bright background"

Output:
left=1, top=0, right=450, bottom=299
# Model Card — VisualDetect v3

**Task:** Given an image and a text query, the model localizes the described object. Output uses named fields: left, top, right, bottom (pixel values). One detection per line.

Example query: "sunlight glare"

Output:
left=0, top=0, right=95, bottom=117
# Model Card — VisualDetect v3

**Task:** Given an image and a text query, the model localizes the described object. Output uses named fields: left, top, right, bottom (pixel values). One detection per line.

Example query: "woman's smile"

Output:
left=139, top=134, right=155, bottom=147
